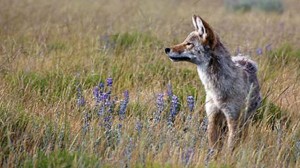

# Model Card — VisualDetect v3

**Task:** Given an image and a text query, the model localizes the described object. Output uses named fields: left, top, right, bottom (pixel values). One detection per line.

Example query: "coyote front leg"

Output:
left=207, top=112, right=219, bottom=149
left=206, top=101, right=223, bottom=151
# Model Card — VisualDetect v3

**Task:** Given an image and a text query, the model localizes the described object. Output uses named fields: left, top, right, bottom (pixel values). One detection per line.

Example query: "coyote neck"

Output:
left=197, top=41, right=239, bottom=96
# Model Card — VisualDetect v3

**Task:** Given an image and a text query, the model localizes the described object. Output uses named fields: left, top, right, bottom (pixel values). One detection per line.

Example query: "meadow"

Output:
left=0, top=0, right=300, bottom=167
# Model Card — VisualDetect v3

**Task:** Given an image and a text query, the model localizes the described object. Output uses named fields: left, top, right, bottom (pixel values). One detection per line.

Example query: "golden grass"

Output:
left=0, top=0, right=300, bottom=167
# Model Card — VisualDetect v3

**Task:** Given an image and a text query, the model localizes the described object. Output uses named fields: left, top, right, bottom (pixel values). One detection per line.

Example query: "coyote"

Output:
left=165, top=15, right=261, bottom=151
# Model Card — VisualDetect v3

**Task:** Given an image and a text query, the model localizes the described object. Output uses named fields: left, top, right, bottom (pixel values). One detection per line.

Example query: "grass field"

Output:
left=0, top=0, right=300, bottom=167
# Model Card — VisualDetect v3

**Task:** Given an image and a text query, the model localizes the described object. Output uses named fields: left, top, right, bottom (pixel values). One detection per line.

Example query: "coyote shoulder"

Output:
left=165, top=15, right=261, bottom=151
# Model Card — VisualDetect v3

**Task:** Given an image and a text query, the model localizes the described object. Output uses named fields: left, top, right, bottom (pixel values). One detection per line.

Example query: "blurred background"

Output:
left=1, top=0, right=299, bottom=47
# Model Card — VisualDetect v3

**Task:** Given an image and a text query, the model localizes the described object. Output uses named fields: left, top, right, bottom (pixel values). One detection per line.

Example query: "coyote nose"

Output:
left=165, top=48, right=171, bottom=54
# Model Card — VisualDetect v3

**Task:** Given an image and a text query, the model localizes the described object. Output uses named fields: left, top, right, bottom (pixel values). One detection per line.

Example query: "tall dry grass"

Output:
left=0, top=0, right=299, bottom=167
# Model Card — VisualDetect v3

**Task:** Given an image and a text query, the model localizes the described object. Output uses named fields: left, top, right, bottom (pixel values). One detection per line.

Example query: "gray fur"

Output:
left=165, top=16, right=261, bottom=151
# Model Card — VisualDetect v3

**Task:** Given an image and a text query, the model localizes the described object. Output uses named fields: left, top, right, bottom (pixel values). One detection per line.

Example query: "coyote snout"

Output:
left=165, top=48, right=170, bottom=54
left=165, top=15, right=261, bottom=153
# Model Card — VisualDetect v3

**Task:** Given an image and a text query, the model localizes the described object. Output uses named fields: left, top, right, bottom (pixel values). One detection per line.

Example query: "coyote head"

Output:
left=165, top=15, right=219, bottom=65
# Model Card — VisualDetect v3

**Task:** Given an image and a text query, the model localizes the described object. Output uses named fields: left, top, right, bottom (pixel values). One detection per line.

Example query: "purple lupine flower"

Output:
left=99, top=82, right=104, bottom=90
left=77, top=87, right=85, bottom=107
left=106, top=77, right=113, bottom=87
left=98, top=105, right=105, bottom=116
left=117, top=123, right=122, bottom=129
left=107, top=97, right=117, bottom=114
left=182, top=148, right=194, bottom=165
left=93, top=86, right=100, bottom=103
left=93, top=81, right=104, bottom=99
left=156, top=93, right=164, bottom=111
left=168, top=95, right=179, bottom=125
left=187, top=96, right=195, bottom=112
left=256, top=48, right=263, bottom=55
left=93, top=86, right=99, bottom=98
left=102, top=92, right=110, bottom=106
left=116, top=123, right=122, bottom=144
left=105, top=97, right=112, bottom=107
left=101, top=92, right=109, bottom=102
left=124, top=90, right=129, bottom=103
left=265, top=44, right=272, bottom=52
left=171, top=95, right=179, bottom=115
left=119, top=90, right=129, bottom=120
left=77, top=96, right=85, bottom=107
left=103, top=115, right=112, bottom=131
left=135, top=120, right=143, bottom=134
left=99, top=82, right=105, bottom=99
left=124, top=138, right=134, bottom=165
left=154, top=93, right=164, bottom=123
left=167, top=82, right=173, bottom=100
left=97, top=92, right=109, bottom=116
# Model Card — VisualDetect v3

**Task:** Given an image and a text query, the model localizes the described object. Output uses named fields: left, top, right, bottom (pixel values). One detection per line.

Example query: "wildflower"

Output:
left=116, top=123, right=122, bottom=144
left=256, top=48, right=263, bottom=55
left=124, top=90, right=129, bottom=103
left=157, top=93, right=164, bottom=111
left=154, top=93, right=164, bottom=123
left=115, top=123, right=122, bottom=144
left=99, top=82, right=105, bottom=90
left=106, top=77, right=113, bottom=87
left=77, top=96, right=85, bottom=107
left=100, top=92, right=110, bottom=109
left=98, top=93, right=107, bottom=116
left=124, top=138, right=134, bottom=165
left=101, top=92, right=109, bottom=102
left=170, top=95, right=179, bottom=116
left=107, top=97, right=116, bottom=114
left=98, top=82, right=105, bottom=100
left=135, top=120, right=143, bottom=134
left=182, top=148, right=194, bottom=165
left=98, top=101, right=105, bottom=116
left=168, top=95, right=179, bottom=125
left=117, top=123, right=122, bottom=129
left=93, top=86, right=100, bottom=103
left=103, top=115, right=112, bottom=131
left=187, top=96, right=195, bottom=112
left=77, top=86, right=85, bottom=107
left=119, top=90, right=129, bottom=120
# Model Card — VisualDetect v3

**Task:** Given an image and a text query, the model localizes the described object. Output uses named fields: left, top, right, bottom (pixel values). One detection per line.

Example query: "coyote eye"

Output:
left=186, top=42, right=193, bottom=46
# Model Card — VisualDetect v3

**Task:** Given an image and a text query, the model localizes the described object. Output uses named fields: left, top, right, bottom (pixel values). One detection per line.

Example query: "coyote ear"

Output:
left=192, top=15, right=207, bottom=40
left=192, top=15, right=218, bottom=49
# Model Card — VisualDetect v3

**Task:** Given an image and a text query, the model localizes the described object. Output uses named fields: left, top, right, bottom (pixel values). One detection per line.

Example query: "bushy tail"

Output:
left=232, top=55, right=258, bottom=74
